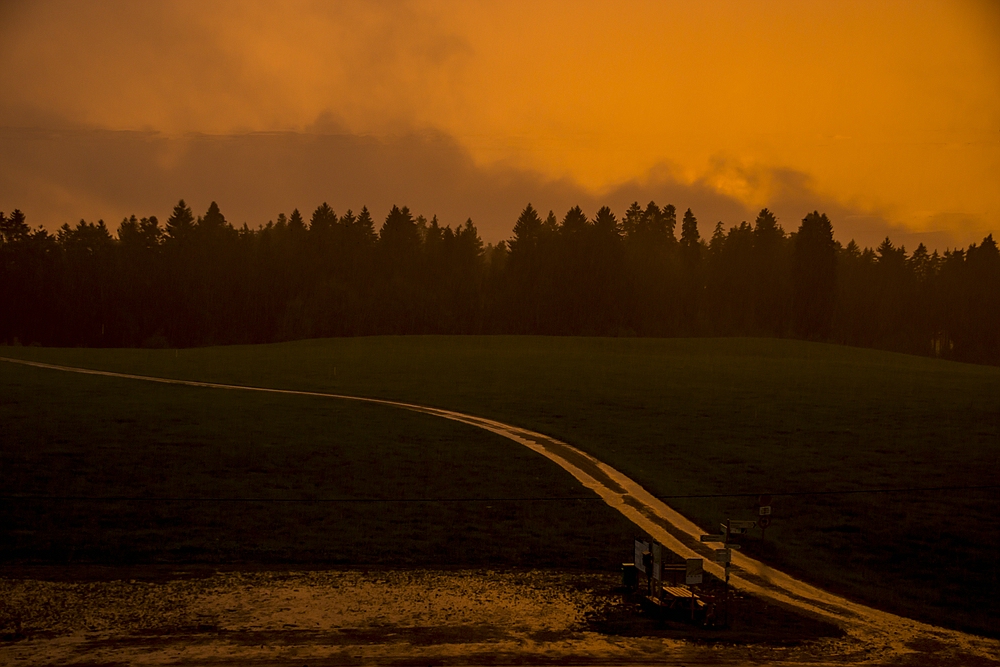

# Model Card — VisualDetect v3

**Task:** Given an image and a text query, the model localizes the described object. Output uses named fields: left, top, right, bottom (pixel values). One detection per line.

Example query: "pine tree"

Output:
left=793, top=211, right=837, bottom=339
left=509, top=203, right=543, bottom=255
left=681, top=208, right=700, bottom=250
left=622, top=201, right=644, bottom=239
left=165, top=200, right=195, bottom=242
left=592, top=206, right=620, bottom=239
left=288, top=208, right=306, bottom=233
left=561, top=206, right=588, bottom=235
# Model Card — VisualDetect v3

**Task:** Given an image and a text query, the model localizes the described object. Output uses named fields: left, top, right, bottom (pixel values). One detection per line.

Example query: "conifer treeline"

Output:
left=1, top=200, right=997, bottom=364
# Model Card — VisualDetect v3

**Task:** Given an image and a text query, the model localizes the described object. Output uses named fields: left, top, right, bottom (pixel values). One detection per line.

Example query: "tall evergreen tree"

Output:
left=678, top=208, right=702, bottom=333
left=622, top=201, right=644, bottom=239
left=116, top=215, right=164, bottom=345
left=310, top=202, right=337, bottom=233
left=662, top=204, right=677, bottom=242
left=199, top=201, right=227, bottom=231
left=353, top=207, right=378, bottom=245
left=560, top=206, right=588, bottom=235
left=963, top=234, right=1000, bottom=362
left=793, top=211, right=837, bottom=339
left=680, top=208, right=700, bottom=253
left=377, top=205, right=422, bottom=332
left=751, top=208, right=789, bottom=335
left=165, top=200, right=195, bottom=243
left=0, top=209, right=29, bottom=243
left=506, top=204, right=557, bottom=333
left=288, top=208, right=306, bottom=233
left=509, top=203, right=543, bottom=256
left=592, top=206, right=620, bottom=239
left=380, top=205, right=420, bottom=253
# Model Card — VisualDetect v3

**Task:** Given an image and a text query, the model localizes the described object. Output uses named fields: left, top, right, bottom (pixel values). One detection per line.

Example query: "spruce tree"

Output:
left=792, top=211, right=837, bottom=339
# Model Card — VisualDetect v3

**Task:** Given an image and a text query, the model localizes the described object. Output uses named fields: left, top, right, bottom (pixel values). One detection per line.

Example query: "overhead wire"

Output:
left=2, top=483, right=996, bottom=503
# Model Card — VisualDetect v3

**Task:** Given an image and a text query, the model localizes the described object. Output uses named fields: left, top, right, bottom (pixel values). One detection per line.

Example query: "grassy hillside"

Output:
left=0, top=361, right=637, bottom=570
left=2, top=336, right=998, bottom=636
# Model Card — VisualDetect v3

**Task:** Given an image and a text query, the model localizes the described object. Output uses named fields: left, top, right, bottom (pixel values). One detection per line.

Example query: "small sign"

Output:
left=634, top=540, right=649, bottom=573
left=758, top=516, right=772, bottom=529
left=759, top=505, right=772, bottom=516
left=728, top=544, right=741, bottom=550
left=652, top=542, right=662, bottom=581
left=714, top=548, right=731, bottom=564
left=730, top=520, right=756, bottom=532
left=685, top=558, right=703, bottom=585
left=700, top=534, right=726, bottom=543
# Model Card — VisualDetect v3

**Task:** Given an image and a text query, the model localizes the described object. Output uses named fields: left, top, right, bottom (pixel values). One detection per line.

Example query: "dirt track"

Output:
left=3, top=356, right=998, bottom=665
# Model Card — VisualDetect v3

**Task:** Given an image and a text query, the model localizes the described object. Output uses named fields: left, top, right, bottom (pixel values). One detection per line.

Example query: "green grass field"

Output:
left=0, top=362, right=637, bottom=570
left=2, top=336, right=998, bottom=637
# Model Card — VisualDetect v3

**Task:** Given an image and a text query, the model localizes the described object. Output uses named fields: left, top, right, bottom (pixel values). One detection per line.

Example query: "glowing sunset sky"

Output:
left=1, top=0, right=997, bottom=248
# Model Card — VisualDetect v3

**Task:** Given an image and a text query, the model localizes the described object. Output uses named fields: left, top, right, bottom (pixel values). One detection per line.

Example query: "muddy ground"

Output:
left=2, top=567, right=988, bottom=666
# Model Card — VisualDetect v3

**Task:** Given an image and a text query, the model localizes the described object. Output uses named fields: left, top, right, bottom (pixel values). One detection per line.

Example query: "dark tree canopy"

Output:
left=1, top=200, right=997, bottom=365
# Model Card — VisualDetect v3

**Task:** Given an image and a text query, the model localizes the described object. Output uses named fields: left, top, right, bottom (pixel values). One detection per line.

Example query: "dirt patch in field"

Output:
left=0, top=567, right=873, bottom=666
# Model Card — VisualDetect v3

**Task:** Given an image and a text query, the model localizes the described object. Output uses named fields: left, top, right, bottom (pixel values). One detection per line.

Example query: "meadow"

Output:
left=1, top=336, right=997, bottom=637
left=0, top=362, right=636, bottom=570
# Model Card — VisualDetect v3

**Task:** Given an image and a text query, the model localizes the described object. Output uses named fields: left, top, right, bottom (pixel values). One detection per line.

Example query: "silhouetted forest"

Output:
left=1, top=201, right=998, bottom=364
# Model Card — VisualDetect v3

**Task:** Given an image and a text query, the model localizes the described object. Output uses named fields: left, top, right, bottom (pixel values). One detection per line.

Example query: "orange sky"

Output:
left=1, top=0, right=997, bottom=248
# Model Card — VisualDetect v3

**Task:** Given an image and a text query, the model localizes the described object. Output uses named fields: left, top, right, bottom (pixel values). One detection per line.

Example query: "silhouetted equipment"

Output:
left=621, top=562, right=638, bottom=589
left=625, top=536, right=709, bottom=625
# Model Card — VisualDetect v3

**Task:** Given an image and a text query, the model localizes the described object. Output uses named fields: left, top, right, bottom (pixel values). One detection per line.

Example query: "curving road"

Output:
left=3, top=355, right=998, bottom=663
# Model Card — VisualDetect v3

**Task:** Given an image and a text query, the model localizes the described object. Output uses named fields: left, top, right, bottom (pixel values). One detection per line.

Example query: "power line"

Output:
left=0, top=496, right=586, bottom=503
left=1, top=483, right=996, bottom=504
left=655, top=483, right=1000, bottom=499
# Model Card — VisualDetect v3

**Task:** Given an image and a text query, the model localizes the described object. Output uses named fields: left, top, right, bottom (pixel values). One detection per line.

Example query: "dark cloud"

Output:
left=0, top=124, right=967, bottom=250
left=754, top=166, right=963, bottom=251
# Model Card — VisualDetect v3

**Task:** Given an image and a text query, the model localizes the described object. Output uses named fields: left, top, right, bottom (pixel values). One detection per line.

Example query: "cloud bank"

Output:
left=0, top=124, right=962, bottom=250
